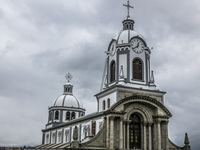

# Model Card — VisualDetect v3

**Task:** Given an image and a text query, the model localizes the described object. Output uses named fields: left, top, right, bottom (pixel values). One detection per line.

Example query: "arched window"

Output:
left=71, top=112, right=76, bottom=120
left=66, top=112, right=70, bottom=120
left=52, top=133, right=56, bottom=143
left=103, top=100, right=106, bottom=110
left=129, top=113, right=141, bottom=149
left=58, top=131, right=62, bottom=143
left=107, top=98, right=110, bottom=109
left=133, top=59, right=143, bottom=80
left=46, top=134, right=49, bottom=144
left=65, top=130, right=69, bottom=142
left=84, top=125, right=89, bottom=138
left=110, top=61, right=115, bottom=82
left=55, top=111, right=59, bottom=120
left=49, top=112, right=52, bottom=121
left=92, top=121, right=96, bottom=136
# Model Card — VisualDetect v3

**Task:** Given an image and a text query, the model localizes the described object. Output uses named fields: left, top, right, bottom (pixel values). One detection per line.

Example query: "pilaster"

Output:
left=165, top=121, right=169, bottom=150
left=119, top=117, right=123, bottom=149
left=153, top=122, right=157, bottom=149
left=109, top=116, right=115, bottom=149
left=126, top=120, right=131, bottom=149
left=106, top=116, right=110, bottom=148
left=123, top=121, right=126, bottom=149
left=148, top=123, right=152, bottom=150
left=143, top=122, right=147, bottom=150
left=156, top=120, right=161, bottom=150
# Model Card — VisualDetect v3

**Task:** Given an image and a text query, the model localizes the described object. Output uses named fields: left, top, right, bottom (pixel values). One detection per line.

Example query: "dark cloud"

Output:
left=0, top=0, right=199, bottom=149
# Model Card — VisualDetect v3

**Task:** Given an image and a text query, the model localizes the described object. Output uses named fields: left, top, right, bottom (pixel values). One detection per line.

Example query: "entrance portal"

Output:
left=129, top=113, right=141, bottom=149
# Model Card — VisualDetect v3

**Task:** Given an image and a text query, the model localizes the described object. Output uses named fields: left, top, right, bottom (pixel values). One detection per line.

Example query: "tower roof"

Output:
left=52, top=73, right=83, bottom=108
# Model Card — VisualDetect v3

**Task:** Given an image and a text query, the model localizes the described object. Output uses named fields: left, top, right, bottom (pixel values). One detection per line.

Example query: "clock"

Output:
left=109, top=41, right=116, bottom=56
left=130, top=38, right=145, bottom=54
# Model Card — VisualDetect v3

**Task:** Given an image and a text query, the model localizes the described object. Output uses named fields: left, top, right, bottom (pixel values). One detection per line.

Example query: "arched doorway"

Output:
left=129, top=113, right=141, bottom=149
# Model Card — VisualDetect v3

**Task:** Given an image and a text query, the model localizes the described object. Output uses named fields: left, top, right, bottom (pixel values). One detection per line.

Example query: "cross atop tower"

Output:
left=123, top=0, right=134, bottom=19
left=65, top=73, right=73, bottom=83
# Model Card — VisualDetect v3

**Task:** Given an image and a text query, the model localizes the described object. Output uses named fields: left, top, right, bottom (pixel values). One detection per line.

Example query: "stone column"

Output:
left=127, top=121, right=130, bottom=149
left=143, top=122, right=147, bottom=150
left=110, top=116, right=114, bottom=149
left=153, top=122, right=157, bottom=149
left=148, top=123, right=152, bottom=150
left=106, top=116, right=110, bottom=148
left=157, top=120, right=161, bottom=150
left=123, top=121, right=126, bottom=149
left=119, top=117, right=123, bottom=149
left=165, top=121, right=169, bottom=150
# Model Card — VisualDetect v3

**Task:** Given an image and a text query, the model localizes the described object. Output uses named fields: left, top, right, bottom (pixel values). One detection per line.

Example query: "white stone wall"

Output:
left=44, top=115, right=104, bottom=145
left=98, top=91, right=117, bottom=112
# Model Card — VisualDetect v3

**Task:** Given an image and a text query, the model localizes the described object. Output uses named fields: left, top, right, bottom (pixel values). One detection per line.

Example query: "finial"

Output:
left=184, top=133, right=190, bottom=145
left=123, top=0, right=134, bottom=19
left=65, top=73, right=73, bottom=83
left=183, top=133, right=191, bottom=150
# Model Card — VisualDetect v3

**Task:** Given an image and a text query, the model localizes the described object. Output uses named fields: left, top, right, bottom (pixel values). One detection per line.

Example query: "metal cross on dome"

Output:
left=65, top=73, right=73, bottom=83
left=123, top=0, right=134, bottom=19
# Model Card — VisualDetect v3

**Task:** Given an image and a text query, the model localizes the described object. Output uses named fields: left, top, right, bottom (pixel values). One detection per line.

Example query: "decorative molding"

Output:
left=110, top=95, right=172, bottom=117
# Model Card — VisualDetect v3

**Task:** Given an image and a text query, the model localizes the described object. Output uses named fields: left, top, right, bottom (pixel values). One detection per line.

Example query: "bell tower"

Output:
left=96, top=0, right=163, bottom=113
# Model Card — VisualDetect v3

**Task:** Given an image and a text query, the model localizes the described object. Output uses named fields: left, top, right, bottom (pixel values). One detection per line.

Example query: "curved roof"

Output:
left=53, top=94, right=83, bottom=108
left=116, top=30, right=146, bottom=45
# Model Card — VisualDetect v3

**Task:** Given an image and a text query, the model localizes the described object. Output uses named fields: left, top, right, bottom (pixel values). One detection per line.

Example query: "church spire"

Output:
left=122, top=0, right=135, bottom=30
left=63, top=73, right=73, bottom=95
left=123, top=0, right=134, bottom=19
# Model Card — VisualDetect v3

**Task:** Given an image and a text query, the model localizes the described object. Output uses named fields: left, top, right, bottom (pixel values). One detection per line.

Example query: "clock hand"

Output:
left=137, top=42, right=139, bottom=48
left=132, top=43, right=139, bottom=49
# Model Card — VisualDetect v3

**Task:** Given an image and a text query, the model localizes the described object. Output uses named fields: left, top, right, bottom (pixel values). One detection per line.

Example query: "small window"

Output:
left=84, top=125, right=90, bottom=138
left=46, top=134, right=49, bottom=144
left=58, top=131, right=62, bottom=143
left=107, top=99, right=110, bottom=109
left=49, top=112, right=53, bottom=121
left=65, top=130, right=69, bottom=142
left=110, top=61, right=115, bottom=82
left=103, top=100, right=106, bottom=110
left=92, top=121, right=96, bottom=136
left=71, top=112, right=76, bottom=120
left=55, top=111, right=59, bottom=120
left=66, top=112, right=70, bottom=120
left=52, top=133, right=56, bottom=143
left=133, top=59, right=143, bottom=80
left=81, top=112, right=85, bottom=116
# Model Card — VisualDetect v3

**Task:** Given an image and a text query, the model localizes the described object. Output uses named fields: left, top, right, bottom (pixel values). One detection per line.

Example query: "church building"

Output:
left=36, top=1, right=191, bottom=150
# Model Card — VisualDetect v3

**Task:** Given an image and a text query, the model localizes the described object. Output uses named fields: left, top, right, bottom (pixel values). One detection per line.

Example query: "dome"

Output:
left=116, top=30, right=146, bottom=45
left=53, top=94, right=83, bottom=108
left=113, top=18, right=146, bottom=45
left=52, top=73, right=83, bottom=109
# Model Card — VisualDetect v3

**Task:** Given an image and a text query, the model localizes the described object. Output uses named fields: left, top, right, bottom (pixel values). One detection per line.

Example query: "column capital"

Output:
left=148, top=123, right=153, bottom=127
left=142, top=122, right=148, bottom=126
left=118, top=116, right=124, bottom=121
left=109, top=116, right=115, bottom=120
left=154, top=119, right=161, bottom=124
left=164, top=120, right=169, bottom=125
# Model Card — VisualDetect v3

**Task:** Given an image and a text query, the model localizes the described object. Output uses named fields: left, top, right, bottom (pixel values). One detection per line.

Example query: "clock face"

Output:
left=110, top=41, right=116, bottom=56
left=130, top=38, right=145, bottom=54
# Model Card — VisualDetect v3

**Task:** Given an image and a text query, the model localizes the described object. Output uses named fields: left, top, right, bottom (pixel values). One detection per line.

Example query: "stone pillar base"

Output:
left=71, top=141, right=79, bottom=148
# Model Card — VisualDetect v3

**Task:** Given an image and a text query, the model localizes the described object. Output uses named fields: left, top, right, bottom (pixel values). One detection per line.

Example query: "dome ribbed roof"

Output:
left=53, top=95, right=83, bottom=108
left=52, top=73, right=83, bottom=109
left=116, top=30, right=146, bottom=45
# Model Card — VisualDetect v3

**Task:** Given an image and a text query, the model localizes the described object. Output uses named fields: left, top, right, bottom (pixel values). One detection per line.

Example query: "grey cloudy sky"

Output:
left=0, top=0, right=200, bottom=149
